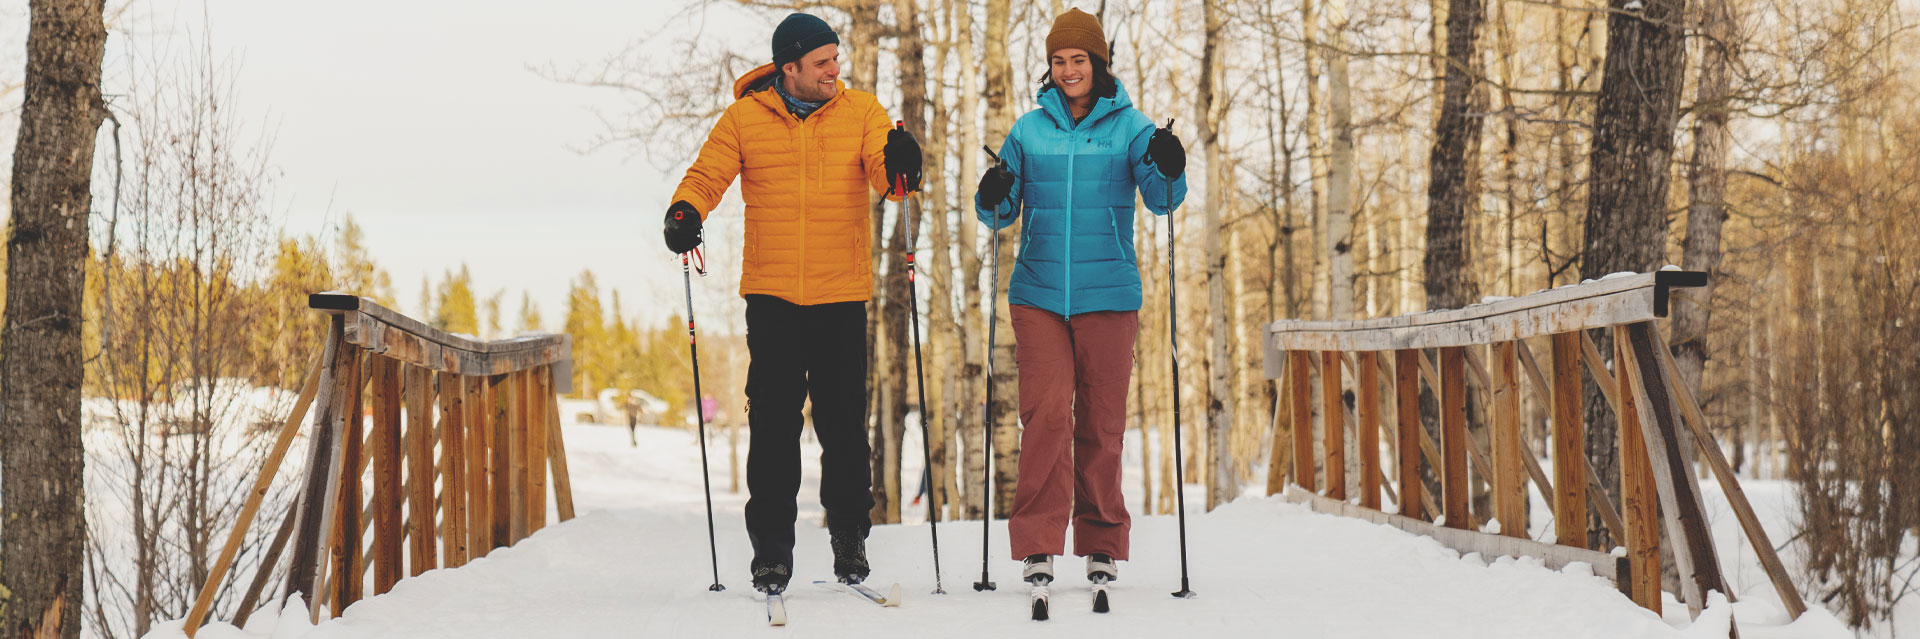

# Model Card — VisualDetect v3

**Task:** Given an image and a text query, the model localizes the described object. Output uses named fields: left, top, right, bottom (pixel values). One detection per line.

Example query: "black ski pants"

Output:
left=743, top=294, right=873, bottom=567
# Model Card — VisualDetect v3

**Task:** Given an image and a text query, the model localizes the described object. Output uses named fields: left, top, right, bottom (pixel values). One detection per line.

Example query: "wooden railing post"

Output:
left=1491, top=342, right=1524, bottom=538
left=370, top=356, right=403, bottom=596
left=1394, top=350, right=1423, bottom=521
left=529, top=365, right=551, bottom=532
left=1550, top=332, right=1588, bottom=549
left=510, top=370, right=531, bottom=542
left=332, top=347, right=366, bottom=617
left=1621, top=322, right=1730, bottom=618
left=438, top=372, right=469, bottom=567
left=1439, top=347, right=1469, bottom=530
left=490, top=373, right=512, bottom=550
left=468, top=375, right=492, bottom=555
left=1613, top=330, right=1661, bottom=613
left=1356, top=352, right=1381, bottom=509
left=406, top=367, right=437, bottom=575
left=1321, top=351, right=1346, bottom=499
left=1289, top=351, right=1314, bottom=491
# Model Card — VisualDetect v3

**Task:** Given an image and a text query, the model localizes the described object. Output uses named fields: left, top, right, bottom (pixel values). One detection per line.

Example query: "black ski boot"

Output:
left=830, top=529, right=871, bottom=584
left=751, top=557, right=792, bottom=594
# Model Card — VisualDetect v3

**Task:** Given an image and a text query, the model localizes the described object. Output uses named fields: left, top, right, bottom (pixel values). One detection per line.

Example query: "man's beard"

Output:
left=790, top=77, right=836, bottom=102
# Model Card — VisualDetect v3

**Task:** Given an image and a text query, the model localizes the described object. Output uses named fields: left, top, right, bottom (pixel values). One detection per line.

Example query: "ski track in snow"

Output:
left=152, top=422, right=1856, bottom=639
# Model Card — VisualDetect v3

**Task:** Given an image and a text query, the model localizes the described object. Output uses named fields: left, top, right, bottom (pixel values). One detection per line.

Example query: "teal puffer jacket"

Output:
left=976, top=79, right=1187, bottom=318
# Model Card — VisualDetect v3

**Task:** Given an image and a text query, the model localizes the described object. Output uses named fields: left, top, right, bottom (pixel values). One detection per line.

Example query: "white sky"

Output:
left=4, top=0, right=780, bottom=332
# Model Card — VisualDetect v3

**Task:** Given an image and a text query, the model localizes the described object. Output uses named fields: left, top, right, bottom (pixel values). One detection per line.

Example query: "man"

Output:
left=660, top=12, right=921, bottom=595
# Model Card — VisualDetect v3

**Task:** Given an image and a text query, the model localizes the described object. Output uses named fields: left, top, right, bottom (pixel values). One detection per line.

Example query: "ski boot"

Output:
left=1024, top=554, right=1054, bottom=621
left=830, top=529, right=870, bottom=584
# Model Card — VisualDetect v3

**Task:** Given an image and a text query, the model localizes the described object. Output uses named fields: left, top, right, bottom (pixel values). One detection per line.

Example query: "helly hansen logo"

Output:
left=1084, top=138, right=1116, bottom=149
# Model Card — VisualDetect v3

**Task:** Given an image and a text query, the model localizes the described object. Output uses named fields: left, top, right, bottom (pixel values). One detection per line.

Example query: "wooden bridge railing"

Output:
left=1263, top=271, right=1805, bottom=624
left=182, top=293, right=577, bottom=636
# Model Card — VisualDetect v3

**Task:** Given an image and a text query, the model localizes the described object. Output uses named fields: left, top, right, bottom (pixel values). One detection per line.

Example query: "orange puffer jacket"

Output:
left=672, top=63, right=898, bottom=306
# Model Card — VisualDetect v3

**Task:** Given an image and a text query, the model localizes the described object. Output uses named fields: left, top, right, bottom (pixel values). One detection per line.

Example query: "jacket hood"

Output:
left=1036, top=77, right=1134, bottom=130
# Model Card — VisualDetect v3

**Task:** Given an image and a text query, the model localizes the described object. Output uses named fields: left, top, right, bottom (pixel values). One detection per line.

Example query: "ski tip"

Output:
left=1031, top=599, right=1050, bottom=621
left=1094, top=590, right=1110, bottom=613
left=885, top=583, right=903, bottom=607
left=767, top=595, right=788, bottom=626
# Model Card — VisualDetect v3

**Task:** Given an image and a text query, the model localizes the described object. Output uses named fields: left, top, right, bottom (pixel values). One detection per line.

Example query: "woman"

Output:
left=974, top=7, right=1187, bottom=589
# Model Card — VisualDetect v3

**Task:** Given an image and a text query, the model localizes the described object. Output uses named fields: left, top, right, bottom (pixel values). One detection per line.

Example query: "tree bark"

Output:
left=1325, top=0, right=1356, bottom=320
left=2, top=4, right=107, bottom=639
left=1580, top=0, right=1691, bottom=549
left=1423, top=0, right=1485, bottom=312
left=1673, top=0, right=1736, bottom=404
left=954, top=0, right=987, bottom=521
left=1198, top=0, right=1238, bottom=510
left=984, top=0, right=1021, bottom=517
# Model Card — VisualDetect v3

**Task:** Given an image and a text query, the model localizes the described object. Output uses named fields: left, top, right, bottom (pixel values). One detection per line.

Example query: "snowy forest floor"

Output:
left=155, top=421, right=1865, bottom=639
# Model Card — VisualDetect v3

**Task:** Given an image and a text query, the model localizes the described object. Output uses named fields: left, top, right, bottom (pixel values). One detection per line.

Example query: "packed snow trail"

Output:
left=154, top=422, right=1850, bottom=639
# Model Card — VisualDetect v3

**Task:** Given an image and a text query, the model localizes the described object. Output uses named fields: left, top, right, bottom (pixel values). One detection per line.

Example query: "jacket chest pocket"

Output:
left=1109, top=208, right=1135, bottom=264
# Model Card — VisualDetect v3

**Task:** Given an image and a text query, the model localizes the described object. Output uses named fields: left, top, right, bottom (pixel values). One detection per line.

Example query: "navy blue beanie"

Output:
left=772, top=13, right=840, bottom=68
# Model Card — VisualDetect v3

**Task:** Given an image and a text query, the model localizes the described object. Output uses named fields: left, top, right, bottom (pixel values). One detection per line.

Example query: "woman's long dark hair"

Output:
left=1038, top=55, right=1118, bottom=100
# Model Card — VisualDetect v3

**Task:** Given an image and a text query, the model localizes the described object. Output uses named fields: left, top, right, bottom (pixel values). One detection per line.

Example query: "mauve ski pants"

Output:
left=743, top=295, right=873, bottom=568
left=1007, top=304, right=1137, bottom=561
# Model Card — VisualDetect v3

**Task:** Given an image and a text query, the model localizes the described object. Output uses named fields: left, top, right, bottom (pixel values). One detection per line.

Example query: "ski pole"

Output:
left=1146, top=119, right=1196, bottom=599
left=894, top=122, right=946, bottom=595
left=974, top=145, right=1015, bottom=593
left=678, top=240, right=725, bottom=594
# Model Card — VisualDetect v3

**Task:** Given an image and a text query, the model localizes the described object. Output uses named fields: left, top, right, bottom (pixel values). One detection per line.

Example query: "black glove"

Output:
left=884, top=128, right=923, bottom=194
left=662, top=200, right=703, bottom=254
left=1146, top=125, right=1186, bottom=179
left=978, top=162, right=1016, bottom=209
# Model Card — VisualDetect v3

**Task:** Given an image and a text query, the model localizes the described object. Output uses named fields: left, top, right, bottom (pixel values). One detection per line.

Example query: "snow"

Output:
left=147, top=419, right=1856, bottom=639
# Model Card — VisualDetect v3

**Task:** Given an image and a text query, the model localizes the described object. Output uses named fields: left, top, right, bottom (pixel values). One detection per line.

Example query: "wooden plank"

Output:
left=1394, top=350, right=1423, bottom=521
left=1321, top=351, right=1346, bottom=500
left=1492, top=342, right=1525, bottom=538
left=333, top=347, right=366, bottom=616
left=1266, top=356, right=1293, bottom=496
left=528, top=366, right=551, bottom=533
left=1417, top=351, right=1497, bottom=486
left=285, top=317, right=345, bottom=618
left=1622, top=323, right=1730, bottom=618
left=1581, top=331, right=1624, bottom=408
left=467, top=375, right=492, bottom=555
left=510, top=370, right=531, bottom=542
left=1356, top=352, right=1381, bottom=509
left=1614, top=330, right=1661, bottom=614
left=183, top=348, right=326, bottom=637
left=369, top=356, right=402, bottom=596
left=1463, top=346, right=1559, bottom=513
left=1267, top=271, right=1706, bottom=351
left=1440, top=347, right=1469, bottom=530
left=490, top=373, right=512, bottom=549
left=1651, top=327, right=1804, bottom=619
left=1289, top=352, right=1314, bottom=491
left=438, top=371, right=469, bottom=567
left=1281, top=486, right=1623, bottom=583
left=1551, top=332, right=1590, bottom=549
left=544, top=369, right=577, bottom=521
left=406, top=366, right=437, bottom=575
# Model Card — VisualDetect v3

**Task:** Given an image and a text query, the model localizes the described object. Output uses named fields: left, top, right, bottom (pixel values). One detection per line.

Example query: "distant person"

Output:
left=659, top=12, right=920, bottom=595
left=975, top=8, right=1187, bottom=589
left=623, top=395, right=639, bottom=448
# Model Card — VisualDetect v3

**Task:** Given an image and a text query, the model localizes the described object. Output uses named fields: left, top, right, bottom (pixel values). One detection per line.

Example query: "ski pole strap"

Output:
left=689, top=247, right=707, bottom=276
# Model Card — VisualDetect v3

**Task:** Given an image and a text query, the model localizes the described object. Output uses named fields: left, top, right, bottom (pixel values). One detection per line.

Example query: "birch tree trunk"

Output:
left=1198, top=0, right=1239, bottom=510
left=955, top=0, right=987, bottom=521
left=984, top=0, right=1021, bottom=517
left=1325, top=0, right=1356, bottom=321
left=1580, top=0, right=1691, bottom=549
left=1, top=1, right=107, bottom=637
left=922, top=0, right=957, bottom=521
left=1303, top=0, right=1330, bottom=320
